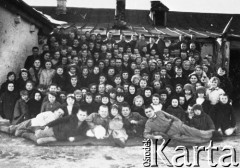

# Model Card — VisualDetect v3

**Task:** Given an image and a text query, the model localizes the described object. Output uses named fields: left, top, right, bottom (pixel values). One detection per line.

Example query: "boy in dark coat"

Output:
left=35, top=105, right=89, bottom=144
left=213, top=94, right=236, bottom=136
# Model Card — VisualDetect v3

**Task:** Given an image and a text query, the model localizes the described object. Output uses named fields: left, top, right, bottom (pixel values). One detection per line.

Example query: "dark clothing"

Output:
left=122, top=112, right=147, bottom=137
left=156, top=39, right=166, bottom=55
left=166, top=105, right=186, bottom=122
left=147, top=43, right=158, bottom=54
left=171, top=76, right=188, bottom=88
left=52, top=74, right=66, bottom=91
left=0, top=80, right=16, bottom=95
left=65, top=83, right=81, bottom=94
left=24, top=55, right=40, bottom=70
left=131, top=105, right=146, bottom=117
left=12, top=99, right=29, bottom=125
left=61, top=105, right=80, bottom=117
left=213, top=102, right=236, bottom=131
left=27, top=98, right=43, bottom=119
left=80, top=102, right=99, bottom=115
left=0, top=91, right=19, bottom=121
left=189, top=112, right=215, bottom=131
left=217, top=75, right=233, bottom=97
left=47, top=115, right=89, bottom=141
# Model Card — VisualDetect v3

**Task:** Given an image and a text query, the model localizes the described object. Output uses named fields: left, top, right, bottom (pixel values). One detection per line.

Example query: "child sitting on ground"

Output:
left=12, top=90, right=29, bottom=125
left=189, top=104, right=215, bottom=131
left=109, top=104, right=128, bottom=147
left=35, top=106, right=89, bottom=144
left=121, top=102, right=147, bottom=138
left=86, top=105, right=111, bottom=139
left=40, top=92, right=61, bottom=113
left=213, top=94, right=237, bottom=136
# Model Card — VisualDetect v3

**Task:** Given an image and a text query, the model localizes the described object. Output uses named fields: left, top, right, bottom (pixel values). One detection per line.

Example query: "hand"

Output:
left=153, top=135, right=163, bottom=139
left=68, top=137, right=75, bottom=142
left=130, top=120, right=138, bottom=124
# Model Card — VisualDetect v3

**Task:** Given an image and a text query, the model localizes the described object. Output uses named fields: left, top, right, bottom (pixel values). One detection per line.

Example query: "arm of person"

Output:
left=131, top=112, right=147, bottom=126
left=143, top=123, right=162, bottom=139
left=161, top=110, right=181, bottom=122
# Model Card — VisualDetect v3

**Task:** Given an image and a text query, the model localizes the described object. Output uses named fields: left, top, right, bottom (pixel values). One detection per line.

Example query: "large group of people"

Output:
left=0, top=29, right=237, bottom=147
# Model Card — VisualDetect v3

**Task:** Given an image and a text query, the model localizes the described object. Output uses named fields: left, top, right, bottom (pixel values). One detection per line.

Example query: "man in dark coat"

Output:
left=24, top=47, right=40, bottom=70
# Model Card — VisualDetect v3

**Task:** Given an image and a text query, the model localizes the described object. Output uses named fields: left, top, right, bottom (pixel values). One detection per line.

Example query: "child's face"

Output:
left=48, top=94, right=56, bottom=103
left=102, top=97, right=109, bottom=104
left=133, top=78, right=140, bottom=85
left=153, top=82, right=161, bottom=89
left=135, top=98, right=143, bottom=106
left=190, top=76, right=198, bottom=84
left=54, top=109, right=64, bottom=118
left=75, top=94, right=82, bottom=101
left=160, top=70, right=167, bottom=76
left=176, top=86, right=182, bottom=93
left=71, top=78, right=77, bottom=85
left=129, top=86, right=135, bottom=94
left=176, top=69, right=182, bottom=75
left=57, top=68, right=64, bottom=75
left=70, top=67, right=76, bottom=74
left=187, top=106, right=193, bottom=114
left=194, top=109, right=201, bottom=115
left=110, top=92, right=116, bottom=99
left=99, top=76, right=106, bottom=83
left=26, top=83, right=33, bottom=91
left=82, top=89, right=87, bottom=96
left=220, top=95, right=228, bottom=104
left=185, top=89, right=191, bottom=95
left=160, top=94, right=167, bottom=101
left=8, top=74, right=15, bottom=81
left=166, top=87, right=171, bottom=94
left=123, top=85, right=129, bottom=92
left=98, top=85, right=105, bottom=93
left=98, top=106, right=109, bottom=118
left=198, top=93, right=204, bottom=98
left=145, top=90, right=151, bottom=97
left=171, top=99, right=178, bottom=107
left=34, top=93, right=41, bottom=101
left=45, top=62, right=52, bottom=69
left=21, top=95, right=29, bottom=101
left=114, top=77, right=121, bottom=85
left=139, top=80, right=147, bottom=88
left=77, top=110, right=87, bottom=122
left=60, top=94, right=67, bottom=100
left=217, top=68, right=225, bottom=76
left=179, top=97, right=185, bottom=105
left=116, top=96, right=124, bottom=102
left=195, top=68, right=203, bottom=76
left=8, top=83, right=14, bottom=92
left=21, top=72, right=28, bottom=79
left=111, top=108, right=118, bottom=117
left=211, top=80, right=218, bottom=88
left=95, top=95, right=102, bottom=103
left=122, top=73, right=128, bottom=79
left=67, top=97, right=75, bottom=106
left=49, top=86, right=57, bottom=92
left=82, top=69, right=88, bottom=76
left=121, top=107, right=131, bottom=117
left=93, top=67, right=99, bottom=74
left=152, top=96, right=160, bottom=105
left=86, top=96, right=93, bottom=103
left=90, top=85, right=97, bottom=93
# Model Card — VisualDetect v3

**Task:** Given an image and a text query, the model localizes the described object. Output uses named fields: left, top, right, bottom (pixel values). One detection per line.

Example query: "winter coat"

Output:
left=166, top=105, right=186, bottom=122
left=47, top=115, right=89, bottom=141
left=213, top=102, right=236, bottom=131
left=39, top=69, right=55, bottom=87
left=189, top=112, right=215, bottom=131
left=0, top=91, right=19, bottom=121
left=12, top=99, right=29, bottom=125
left=27, top=98, right=43, bottom=119
left=52, top=74, right=66, bottom=91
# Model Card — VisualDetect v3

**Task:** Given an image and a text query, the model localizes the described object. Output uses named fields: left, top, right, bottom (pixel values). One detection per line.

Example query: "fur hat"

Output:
left=183, top=84, right=194, bottom=93
left=192, top=104, right=203, bottom=112
left=196, top=86, right=206, bottom=94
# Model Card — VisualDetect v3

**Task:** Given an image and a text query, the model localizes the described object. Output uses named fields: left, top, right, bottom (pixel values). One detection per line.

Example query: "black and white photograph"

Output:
left=0, top=0, right=240, bottom=167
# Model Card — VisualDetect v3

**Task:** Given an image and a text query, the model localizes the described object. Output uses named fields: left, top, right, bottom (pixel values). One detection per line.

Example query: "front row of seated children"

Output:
left=0, top=93, right=237, bottom=147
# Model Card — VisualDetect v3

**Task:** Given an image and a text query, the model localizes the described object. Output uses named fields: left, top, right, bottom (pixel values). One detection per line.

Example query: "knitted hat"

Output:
left=20, top=90, right=28, bottom=96
left=196, top=86, right=206, bottom=94
left=192, top=104, right=203, bottom=112
left=183, top=84, right=193, bottom=92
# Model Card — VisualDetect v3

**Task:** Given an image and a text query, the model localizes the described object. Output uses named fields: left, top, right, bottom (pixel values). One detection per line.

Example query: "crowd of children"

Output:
left=0, top=30, right=237, bottom=147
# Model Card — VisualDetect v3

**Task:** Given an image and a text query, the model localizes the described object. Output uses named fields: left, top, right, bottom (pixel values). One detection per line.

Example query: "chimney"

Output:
left=150, top=1, right=169, bottom=26
left=56, top=0, right=67, bottom=15
left=115, top=0, right=126, bottom=21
